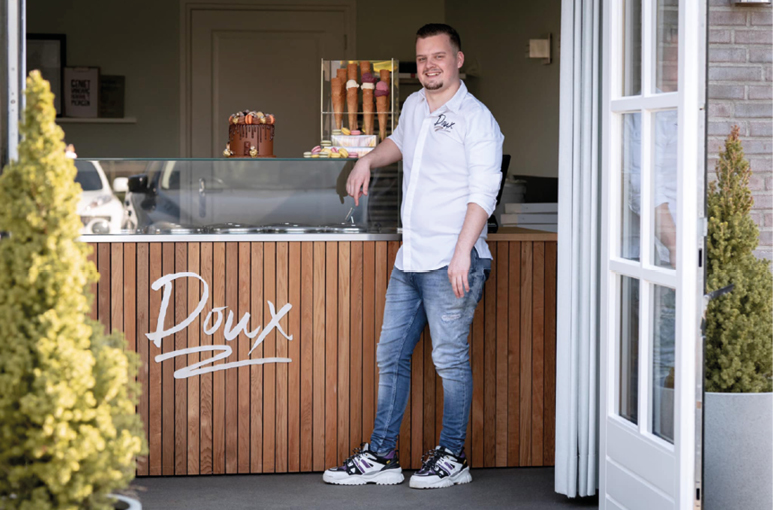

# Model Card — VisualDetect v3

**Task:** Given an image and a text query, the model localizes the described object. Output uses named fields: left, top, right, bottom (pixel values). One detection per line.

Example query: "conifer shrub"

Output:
left=705, top=125, right=773, bottom=393
left=0, top=71, right=145, bottom=510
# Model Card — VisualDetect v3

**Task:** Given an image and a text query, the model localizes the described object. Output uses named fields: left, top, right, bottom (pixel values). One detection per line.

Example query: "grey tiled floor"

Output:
left=128, top=467, right=599, bottom=509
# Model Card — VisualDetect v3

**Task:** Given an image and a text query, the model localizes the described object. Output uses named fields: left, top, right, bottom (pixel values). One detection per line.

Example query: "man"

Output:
left=323, top=23, right=503, bottom=489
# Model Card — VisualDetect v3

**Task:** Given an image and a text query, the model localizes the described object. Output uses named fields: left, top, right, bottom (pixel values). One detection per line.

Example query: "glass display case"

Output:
left=320, top=59, right=399, bottom=152
left=76, top=158, right=400, bottom=238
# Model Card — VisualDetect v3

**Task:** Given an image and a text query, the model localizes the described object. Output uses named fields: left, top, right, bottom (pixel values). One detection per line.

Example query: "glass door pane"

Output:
left=623, top=0, right=643, bottom=96
left=622, top=112, right=642, bottom=261
left=656, top=0, right=679, bottom=93
left=653, top=109, right=678, bottom=268
left=619, top=276, right=640, bottom=424
left=651, top=284, right=676, bottom=443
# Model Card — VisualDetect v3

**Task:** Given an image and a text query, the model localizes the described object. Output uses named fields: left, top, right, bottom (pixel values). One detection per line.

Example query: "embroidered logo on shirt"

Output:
left=434, top=114, right=455, bottom=132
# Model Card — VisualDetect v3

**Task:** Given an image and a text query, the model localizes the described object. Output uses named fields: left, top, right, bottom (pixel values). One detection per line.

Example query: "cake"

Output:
left=225, top=110, right=276, bottom=158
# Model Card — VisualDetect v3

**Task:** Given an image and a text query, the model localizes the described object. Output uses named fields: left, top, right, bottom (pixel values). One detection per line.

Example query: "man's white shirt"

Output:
left=388, top=81, right=504, bottom=272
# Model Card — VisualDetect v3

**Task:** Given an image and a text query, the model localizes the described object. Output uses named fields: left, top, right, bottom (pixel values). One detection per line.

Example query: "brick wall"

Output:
left=708, top=1, right=773, bottom=260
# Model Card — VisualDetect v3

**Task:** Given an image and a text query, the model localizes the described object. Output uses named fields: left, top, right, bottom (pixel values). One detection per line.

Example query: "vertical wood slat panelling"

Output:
left=237, top=243, right=250, bottom=474
left=174, top=243, right=188, bottom=475
left=96, top=240, right=556, bottom=475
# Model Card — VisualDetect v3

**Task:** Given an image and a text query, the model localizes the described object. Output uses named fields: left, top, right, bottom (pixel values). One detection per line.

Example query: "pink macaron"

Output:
left=311, top=145, right=322, bottom=153
left=351, top=130, right=362, bottom=135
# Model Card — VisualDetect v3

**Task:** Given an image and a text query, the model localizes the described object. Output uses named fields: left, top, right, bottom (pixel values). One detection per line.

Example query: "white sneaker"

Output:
left=409, top=446, right=472, bottom=489
left=322, top=443, right=404, bottom=486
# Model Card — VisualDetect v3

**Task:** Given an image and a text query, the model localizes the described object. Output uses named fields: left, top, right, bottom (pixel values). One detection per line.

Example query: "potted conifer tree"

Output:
left=703, top=126, right=773, bottom=509
left=0, top=71, right=146, bottom=509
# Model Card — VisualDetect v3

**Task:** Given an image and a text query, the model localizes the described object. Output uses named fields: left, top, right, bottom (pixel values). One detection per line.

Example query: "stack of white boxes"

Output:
left=499, top=203, right=558, bottom=232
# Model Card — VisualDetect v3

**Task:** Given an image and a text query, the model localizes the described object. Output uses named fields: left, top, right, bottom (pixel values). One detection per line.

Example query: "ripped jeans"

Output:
left=369, top=248, right=491, bottom=456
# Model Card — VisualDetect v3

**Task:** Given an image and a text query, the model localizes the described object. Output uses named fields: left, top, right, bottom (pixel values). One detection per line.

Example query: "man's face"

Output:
left=416, top=34, right=464, bottom=92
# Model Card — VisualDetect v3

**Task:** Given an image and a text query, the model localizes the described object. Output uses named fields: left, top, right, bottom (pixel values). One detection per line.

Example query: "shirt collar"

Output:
left=419, top=80, right=467, bottom=114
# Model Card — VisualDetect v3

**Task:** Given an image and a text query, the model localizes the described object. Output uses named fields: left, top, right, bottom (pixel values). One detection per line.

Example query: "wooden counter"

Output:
left=88, top=230, right=557, bottom=476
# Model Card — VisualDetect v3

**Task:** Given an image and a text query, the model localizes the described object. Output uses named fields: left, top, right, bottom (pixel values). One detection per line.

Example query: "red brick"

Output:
left=710, top=47, right=747, bottom=63
left=752, top=192, right=772, bottom=209
left=709, top=66, right=763, bottom=81
left=752, top=11, right=773, bottom=26
left=750, top=48, right=773, bottom=64
left=710, top=29, right=732, bottom=43
left=749, top=85, right=773, bottom=100
left=734, top=30, right=772, bottom=45
left=709, top=102, right=734, bottom=117
left=709, top=11, right=748, bottom=26
left=709, top=84, right=745, bottom=99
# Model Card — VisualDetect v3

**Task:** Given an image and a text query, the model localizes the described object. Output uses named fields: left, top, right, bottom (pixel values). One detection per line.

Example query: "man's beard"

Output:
left=424, top=80, right=443, bottom=91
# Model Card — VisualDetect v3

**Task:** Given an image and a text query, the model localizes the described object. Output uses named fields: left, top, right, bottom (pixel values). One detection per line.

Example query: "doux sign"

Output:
left=146, top=272, right=293, bottom=379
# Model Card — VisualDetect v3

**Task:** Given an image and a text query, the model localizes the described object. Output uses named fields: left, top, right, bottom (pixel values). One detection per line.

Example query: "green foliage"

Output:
left=0, top=71, right=146, bottom=510
left=705, top=125, right=773, bottom=393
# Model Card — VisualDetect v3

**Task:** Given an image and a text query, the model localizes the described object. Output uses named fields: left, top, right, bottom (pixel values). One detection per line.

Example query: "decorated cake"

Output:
left=224, top=110, right=276, bottom=158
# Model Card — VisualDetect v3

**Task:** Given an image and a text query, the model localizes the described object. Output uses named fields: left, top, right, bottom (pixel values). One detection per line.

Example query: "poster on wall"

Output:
left=64, top=67, right=99, bottom=118
left=26, top=34, right=66, bottom=116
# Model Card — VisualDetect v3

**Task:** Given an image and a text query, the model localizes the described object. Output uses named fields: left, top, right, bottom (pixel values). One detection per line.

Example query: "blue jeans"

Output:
left=369, top=248, right=491, bottom=456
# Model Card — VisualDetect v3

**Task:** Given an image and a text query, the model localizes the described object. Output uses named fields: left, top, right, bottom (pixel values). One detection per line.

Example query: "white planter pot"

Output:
left=110, top=494, right=142, bottom=510
left=704, top=392, right=772, bottom=510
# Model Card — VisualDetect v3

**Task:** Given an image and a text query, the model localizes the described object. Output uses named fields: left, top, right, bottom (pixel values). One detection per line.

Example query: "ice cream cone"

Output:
left=331, top=77, right=344, bottom=129
left=360, top=61, right=371, bottom=76
left=347, top=86, right=359, bottom=130
left=379, top=69, right=391, bottom=85
left=336, top=67, right=347, bottom=82
left=347, top=62, right=358, bottom=81
left=362, top=87, right=374, bottom=135
left=377, top=95, right=389, bottom=141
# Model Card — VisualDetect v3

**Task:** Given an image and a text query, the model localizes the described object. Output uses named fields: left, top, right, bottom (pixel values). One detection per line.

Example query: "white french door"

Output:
left=599, top=0, right=706, bottom=509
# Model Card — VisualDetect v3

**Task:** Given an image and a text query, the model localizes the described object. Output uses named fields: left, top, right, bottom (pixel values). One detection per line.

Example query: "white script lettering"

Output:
left=146, top=271, right=293, bottom=379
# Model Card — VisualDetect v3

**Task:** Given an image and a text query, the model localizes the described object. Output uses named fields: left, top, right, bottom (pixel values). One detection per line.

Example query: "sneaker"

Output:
left=322, top=442, right=404, bottom=485
left=409, top=446, right=472, bottom=489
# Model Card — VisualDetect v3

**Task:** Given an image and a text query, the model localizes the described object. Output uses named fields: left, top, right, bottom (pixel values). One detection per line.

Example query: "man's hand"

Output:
left=346, top=159, right=371, bottom=206
left=448, top=250, right=471, bottom=299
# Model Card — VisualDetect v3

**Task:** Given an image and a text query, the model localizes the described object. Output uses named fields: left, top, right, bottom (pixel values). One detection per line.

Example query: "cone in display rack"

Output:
left=360, top=60, right=371, bottom=76
left=336, top=67, right=347, bottom=83
left=346, top=81, right=359, bottom=130
left=376, top=69, right=391, bottom=141
left=347, top=62, right=358, bottom=81
left=362, top=86, right=374, bottom=135
left=377, top=95, right=389, bottom=141
left=331, top=76, right=344, bottom=130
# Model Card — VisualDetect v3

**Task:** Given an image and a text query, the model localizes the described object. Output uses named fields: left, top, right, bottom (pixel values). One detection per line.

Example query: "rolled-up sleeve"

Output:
left=465, top=108, right=504, bottom=217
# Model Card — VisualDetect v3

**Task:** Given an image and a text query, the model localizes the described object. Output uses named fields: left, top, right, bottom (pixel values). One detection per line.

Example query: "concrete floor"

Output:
left=127, top=467, right=599, bottom=510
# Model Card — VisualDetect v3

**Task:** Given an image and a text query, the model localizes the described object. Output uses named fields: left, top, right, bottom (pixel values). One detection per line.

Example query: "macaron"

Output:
left=338, top=148, right=349, bottom=158
left=321, top=148, right=332, bottom=154
left=331, top=147, right=339, bottom=153
left=321, top=140, right=332, bottom=146
left=303, top=152, right=312, bottom=158
left=311, top=145, right=322, bottom=153
left=341, top=127, right=351, bottom=135
left=311, top=154, right=320, bottom=158
left=330, top=152, right=342, bottom=158
left=332, top=129, right=343, bottom=136
left=351, top=130, right=362, bottom=135
left=318, top=153, right=330, bottom=158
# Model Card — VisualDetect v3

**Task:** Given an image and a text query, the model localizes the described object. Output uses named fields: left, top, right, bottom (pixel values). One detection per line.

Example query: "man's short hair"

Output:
left=416, top=23, right=462, bottom=53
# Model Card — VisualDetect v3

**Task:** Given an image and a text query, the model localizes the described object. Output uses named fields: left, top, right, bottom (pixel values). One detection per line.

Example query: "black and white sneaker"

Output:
left=409, top=446, right=472, bottom=489
left=322, top=443, right=404, bottom=485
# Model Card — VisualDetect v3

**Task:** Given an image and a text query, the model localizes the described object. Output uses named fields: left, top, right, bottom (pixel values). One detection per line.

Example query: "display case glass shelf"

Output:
left=75, top=158, right=400, bottom=238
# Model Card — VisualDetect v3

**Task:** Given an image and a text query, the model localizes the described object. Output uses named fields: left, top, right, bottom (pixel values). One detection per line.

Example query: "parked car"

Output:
left=74, top=160, right=124, bottom=235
